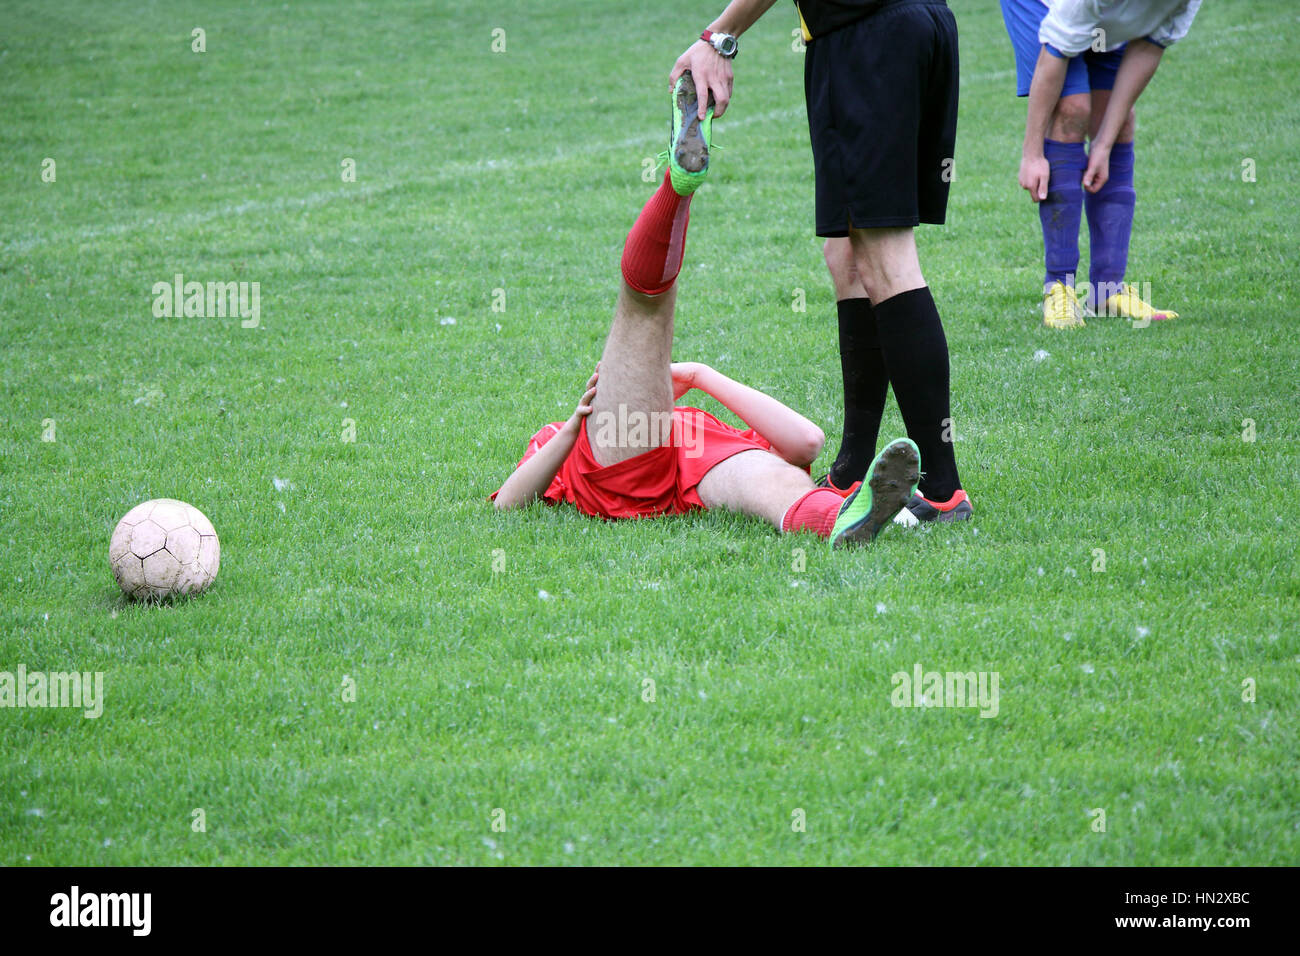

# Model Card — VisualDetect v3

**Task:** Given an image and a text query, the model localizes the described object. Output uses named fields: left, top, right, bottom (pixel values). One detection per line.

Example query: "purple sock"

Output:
left=1085, top=140, right=1135, bottom=309
left=1039, top=139, right=1086, bottom=288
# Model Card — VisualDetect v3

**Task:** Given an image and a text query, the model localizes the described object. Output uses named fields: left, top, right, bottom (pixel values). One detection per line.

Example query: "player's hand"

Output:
left=670, top=40, right=733, bottom=119
left=1019, top=154, right=1050, bottom=202
left=670, top=361, right=710, bottom=400
left=1082, top=145, right=1110, bottom=193
left=562, top=366, right=599, bottom=434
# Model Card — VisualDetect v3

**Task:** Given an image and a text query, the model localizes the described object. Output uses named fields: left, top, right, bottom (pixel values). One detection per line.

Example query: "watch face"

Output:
left=718, top=36, right=737, bottom=56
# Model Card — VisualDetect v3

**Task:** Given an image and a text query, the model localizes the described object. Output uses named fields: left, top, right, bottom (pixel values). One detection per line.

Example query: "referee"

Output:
left=671, top=0, right=971, bottom=523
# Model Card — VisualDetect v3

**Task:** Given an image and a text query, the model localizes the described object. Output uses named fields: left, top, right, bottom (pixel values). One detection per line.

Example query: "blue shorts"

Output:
left=1000, top=0, right=1124, bottom=98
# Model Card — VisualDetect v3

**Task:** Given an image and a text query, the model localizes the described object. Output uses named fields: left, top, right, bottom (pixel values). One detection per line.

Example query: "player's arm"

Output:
left=673, top=362, right=824, bottom=467
left=493, top=369, right=599, bottom=511
left=1020, top=46, right=1071, bottom=201
left=669, top=0, right=780, bottom=119
left=1083, top=39, right=1164, bottom=193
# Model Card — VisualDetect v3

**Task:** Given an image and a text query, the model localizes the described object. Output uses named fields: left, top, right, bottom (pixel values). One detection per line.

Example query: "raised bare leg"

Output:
left=587, top=282, right=677, bottom=468
left=588, top=73, right=711, bottom=468
left=588, top=157, right=699, bottom=467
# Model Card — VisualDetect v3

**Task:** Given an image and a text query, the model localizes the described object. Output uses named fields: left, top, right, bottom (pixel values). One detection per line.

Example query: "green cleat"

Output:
left=667, top=71, right=713, bottom=196
left=829, top=438, right=921, bottom=549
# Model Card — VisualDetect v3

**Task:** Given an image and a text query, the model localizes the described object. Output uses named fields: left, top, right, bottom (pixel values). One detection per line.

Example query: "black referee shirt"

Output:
left=794, top=0, right=926, bottom=40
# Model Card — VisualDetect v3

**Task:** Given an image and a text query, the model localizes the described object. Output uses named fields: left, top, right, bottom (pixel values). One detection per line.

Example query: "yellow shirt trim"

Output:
left=797, top=6, right=813, bottom=42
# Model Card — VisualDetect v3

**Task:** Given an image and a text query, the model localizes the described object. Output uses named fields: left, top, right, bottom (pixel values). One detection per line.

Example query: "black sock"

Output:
left=872, top=286, right=962, bottom=501
left=829, top=297, right=889, bottom=488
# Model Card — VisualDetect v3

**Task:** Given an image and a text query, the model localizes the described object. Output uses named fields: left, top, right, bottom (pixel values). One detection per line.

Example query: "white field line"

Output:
left=10, top=5, right=1281, bottom=257
left=2, top=104, right=806, bottom=255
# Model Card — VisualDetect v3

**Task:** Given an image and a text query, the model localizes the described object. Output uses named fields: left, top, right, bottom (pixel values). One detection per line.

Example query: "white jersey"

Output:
left=1039, top=0, right=1201, bottom=56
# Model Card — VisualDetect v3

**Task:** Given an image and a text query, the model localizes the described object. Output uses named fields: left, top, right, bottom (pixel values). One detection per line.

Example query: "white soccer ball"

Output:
left=110, top=499, right=220, bottom=601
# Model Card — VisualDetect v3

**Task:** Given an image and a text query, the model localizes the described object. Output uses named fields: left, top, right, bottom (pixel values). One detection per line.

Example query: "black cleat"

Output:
left=893, top=489, right=974, bottom=527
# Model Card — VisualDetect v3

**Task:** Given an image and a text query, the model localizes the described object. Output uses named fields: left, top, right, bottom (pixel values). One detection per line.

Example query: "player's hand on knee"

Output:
left=670, top=41, right=732, bottom=118
left=1082, top=147, right=1110, bottom=193
left=563, top=367, right=599, bottom=435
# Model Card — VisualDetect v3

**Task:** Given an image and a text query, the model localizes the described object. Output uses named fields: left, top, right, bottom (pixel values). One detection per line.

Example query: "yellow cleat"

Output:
left=1102, top=283, right=1179, bottom=323
left=1043, top=281, right=1085, bottom=329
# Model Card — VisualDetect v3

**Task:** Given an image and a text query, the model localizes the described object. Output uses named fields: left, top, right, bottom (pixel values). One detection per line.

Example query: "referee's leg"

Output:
left=847, top=227, right=963, bottom=504
left=822, top=238, right=890, bottom=490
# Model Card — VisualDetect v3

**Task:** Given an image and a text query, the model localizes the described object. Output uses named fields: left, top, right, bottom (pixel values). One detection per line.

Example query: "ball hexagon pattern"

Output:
left=149, top=499, right=193, bottom=533
left=110, top=499, right=220, bottom=600
left=166, top=525, right=201, bottom=565
left=128, top=520, right=167, bottom=559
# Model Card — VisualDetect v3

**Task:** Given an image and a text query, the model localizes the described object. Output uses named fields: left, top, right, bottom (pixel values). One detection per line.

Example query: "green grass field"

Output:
left=1, top=0, right=1297, bottom=865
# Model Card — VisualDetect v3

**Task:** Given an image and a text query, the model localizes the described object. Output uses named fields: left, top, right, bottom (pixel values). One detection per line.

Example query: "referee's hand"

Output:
left=670, top=40, right=733, bottom=119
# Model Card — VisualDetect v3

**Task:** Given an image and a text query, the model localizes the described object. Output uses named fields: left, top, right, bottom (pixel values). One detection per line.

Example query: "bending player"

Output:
left=1010, top=0, right=1200, bottom=327
left=492, top=75, right=920, bottom=548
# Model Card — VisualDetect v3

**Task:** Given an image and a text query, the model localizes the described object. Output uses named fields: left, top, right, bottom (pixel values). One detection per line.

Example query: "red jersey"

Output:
left=491, top=406, right=776, bottom=519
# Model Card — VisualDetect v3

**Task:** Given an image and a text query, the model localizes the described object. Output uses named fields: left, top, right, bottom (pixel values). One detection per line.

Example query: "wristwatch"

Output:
left=700, top=29, right=739, bottom=59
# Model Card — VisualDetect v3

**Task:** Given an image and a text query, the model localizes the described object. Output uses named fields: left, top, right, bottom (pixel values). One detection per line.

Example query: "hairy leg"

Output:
left=1050, top=92, right=1091, bottom=142
left=696, top=448, right=817, bottom=528
left=590, top=167, right=697, bottom=468
left=588, top=282, right=676, bottom=468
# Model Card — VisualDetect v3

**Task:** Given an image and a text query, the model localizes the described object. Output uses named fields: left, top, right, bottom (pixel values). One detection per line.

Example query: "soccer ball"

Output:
left=110, top=499, right=220, bottom=601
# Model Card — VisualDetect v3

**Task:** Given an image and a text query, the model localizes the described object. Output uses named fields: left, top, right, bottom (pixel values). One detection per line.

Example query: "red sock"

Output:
left=780, top=488, right=844, bottom=538
left=621, top=173, right=692, bottom=295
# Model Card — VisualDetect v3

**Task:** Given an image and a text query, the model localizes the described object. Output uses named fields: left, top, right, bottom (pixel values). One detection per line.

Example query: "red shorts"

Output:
left=492, top=407, right=777, bottom=519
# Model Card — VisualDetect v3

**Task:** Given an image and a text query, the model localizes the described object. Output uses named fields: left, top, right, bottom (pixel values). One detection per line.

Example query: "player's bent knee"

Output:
left=1053, top=97, right=1090, bottom=141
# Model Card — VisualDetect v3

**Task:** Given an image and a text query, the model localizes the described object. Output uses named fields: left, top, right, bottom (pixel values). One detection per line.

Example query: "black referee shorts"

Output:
left=804, top=0, right=959, bottom=237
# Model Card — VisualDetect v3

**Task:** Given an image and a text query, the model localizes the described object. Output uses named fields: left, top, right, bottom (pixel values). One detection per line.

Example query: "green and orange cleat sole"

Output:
left=666, top=71, right=714, bottom=196
left=830, top=438, right=921, bottom=548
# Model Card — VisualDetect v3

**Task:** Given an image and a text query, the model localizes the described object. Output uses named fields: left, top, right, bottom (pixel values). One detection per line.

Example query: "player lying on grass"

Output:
left=491, top=75, right=920, bottom=548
